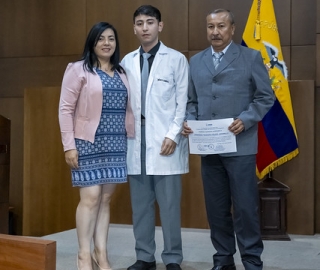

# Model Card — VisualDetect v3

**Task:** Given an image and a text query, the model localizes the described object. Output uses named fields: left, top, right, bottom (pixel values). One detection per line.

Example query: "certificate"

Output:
left=187, top=119, right=237, bottom=154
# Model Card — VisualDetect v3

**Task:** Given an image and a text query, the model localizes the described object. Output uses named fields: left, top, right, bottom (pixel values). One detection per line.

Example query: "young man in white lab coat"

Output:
left=121, top=5, right=189, bottom=270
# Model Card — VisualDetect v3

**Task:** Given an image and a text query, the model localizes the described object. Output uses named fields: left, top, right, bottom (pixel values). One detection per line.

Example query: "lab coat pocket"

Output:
left=153, top=76, right=174, bottom=101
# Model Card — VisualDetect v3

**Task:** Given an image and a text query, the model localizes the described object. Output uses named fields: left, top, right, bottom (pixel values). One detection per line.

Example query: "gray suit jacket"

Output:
left=187, top=42, right=275, bottom=156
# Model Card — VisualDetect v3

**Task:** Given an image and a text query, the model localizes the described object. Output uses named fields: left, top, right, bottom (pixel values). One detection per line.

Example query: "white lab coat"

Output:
left=121, top=42, right=189, bottom=175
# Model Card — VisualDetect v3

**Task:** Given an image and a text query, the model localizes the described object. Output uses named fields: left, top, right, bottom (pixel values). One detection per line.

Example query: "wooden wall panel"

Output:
left=316, top=87, right=320, bottom=232
left=0, top=98, right=24, bottom=235
left=188, top=0, right=210, bottom=51
left=43, top=0, right=86, bottom=56
left=86, top=0, right=189, bottom=55
left=290, top=46, right=316, bottom=80
left=0, top=0, right=86, bottom=57
left=317, top=0, right=320, bottom=33
left=181, top=155, right=207, bottom=229
left=23, top=87, right=79, bottom=236
left=0, top=115, right=10, bottom=234
left=0, top=56, right=79, bottom=98
left=282, top=46, right=291, bottom=80
left=273, top=0, right=291, bottom=46
left=109, top=184, right=132, bottom=225
left=317, top=34, right=320, bottom=86
left=273, top=80, right=315, bottom=234
left=292, top=0, right=317, bottom=46
left=317, top=3, right=320, bottom=231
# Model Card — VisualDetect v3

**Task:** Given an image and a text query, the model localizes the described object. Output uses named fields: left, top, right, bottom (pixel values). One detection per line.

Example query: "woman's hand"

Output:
left=65, top=149, right=79, bottom=169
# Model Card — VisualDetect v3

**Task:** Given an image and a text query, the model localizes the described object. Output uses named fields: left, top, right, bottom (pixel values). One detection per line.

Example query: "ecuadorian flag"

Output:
left=241, top=0, right=299, bottom=179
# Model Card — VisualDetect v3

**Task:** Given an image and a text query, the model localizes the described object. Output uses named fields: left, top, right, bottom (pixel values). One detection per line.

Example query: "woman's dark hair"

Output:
left=80, top=22, right=124, bottom=74
left=133, top=5, right=161, bottom=23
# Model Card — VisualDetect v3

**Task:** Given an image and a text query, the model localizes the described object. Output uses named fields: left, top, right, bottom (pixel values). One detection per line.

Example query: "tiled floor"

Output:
left=43, top=224, right=320, bottom=270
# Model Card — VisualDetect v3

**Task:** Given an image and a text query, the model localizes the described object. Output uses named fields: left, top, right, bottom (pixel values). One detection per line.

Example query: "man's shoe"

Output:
left=127, top=260, right=156, bottom=270
left=166, top=263, right=182, bottom=270
left=211, top=264, right=236, bottom=270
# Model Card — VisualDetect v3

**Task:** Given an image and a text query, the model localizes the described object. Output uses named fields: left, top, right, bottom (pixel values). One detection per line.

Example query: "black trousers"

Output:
left=201, top=154, right=263, bottom=270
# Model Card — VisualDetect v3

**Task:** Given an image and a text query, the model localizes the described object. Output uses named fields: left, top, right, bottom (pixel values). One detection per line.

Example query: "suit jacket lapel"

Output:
left=214, top=42, right=239, bottom=76
left=203, top=48, right=215, bottom=76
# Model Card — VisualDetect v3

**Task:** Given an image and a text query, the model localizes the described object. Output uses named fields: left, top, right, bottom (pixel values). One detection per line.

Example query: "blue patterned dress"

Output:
left=71, top=70, right=128, bottom=186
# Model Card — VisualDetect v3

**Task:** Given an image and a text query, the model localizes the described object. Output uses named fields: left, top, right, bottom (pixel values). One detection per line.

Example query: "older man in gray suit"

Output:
left=182, top=9, right=275, bottom=270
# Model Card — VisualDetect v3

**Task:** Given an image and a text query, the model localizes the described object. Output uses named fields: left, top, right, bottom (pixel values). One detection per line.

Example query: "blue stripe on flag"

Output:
left=262, top=98, right=298, bottom=158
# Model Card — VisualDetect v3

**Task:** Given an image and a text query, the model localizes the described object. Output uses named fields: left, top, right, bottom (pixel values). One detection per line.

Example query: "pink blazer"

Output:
left=59, top=60, right=135, bottom=152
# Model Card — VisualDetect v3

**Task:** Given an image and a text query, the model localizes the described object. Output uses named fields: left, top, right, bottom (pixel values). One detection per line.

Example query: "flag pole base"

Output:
left=258, top=172, right=291, bottom=241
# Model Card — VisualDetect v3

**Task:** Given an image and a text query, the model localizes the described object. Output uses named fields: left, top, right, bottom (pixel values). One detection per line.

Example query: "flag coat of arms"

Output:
left=241, top=0, right=299, bottom=179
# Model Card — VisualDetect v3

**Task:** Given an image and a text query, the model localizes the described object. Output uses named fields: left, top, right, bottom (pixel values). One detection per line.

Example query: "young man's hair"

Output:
left=133, top=5, right=161, bottom=23
left=208, top=9, right=235, bottom=25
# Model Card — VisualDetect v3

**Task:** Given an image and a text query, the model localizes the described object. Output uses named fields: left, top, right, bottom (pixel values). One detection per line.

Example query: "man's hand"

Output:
left=181, top=121, right=193, bottom=137
left=65, top=149, right=79, bottom=169
left=228, top=118, right=244, bottom=135
left=160, top=137, right=177, bottom=156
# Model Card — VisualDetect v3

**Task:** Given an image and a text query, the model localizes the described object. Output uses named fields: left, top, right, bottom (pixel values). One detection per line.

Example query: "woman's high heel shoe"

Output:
left=91, top=251, right=112, bottom=270
left=77, top=253, right=93, bottom=270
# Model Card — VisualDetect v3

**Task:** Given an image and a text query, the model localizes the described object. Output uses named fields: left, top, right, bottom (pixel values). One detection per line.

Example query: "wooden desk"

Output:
left=0, top=234, right=56, bottom=270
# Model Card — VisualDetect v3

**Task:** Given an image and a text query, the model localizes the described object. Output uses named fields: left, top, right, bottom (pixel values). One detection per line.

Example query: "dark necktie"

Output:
left=213, top=52, right=224, bottom=69
left=141, top=53, right=151, bottom=117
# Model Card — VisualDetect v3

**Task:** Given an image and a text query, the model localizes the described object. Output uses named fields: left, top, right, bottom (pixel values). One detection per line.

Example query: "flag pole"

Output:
left=254, top=0, right=261, bottom=40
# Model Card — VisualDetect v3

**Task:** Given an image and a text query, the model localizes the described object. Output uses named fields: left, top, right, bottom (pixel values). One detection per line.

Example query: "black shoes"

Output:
left=211, top=264, right=236, bottom=270
left=127, top=260, right=182, bottom=270
left=166, top=263, right=182, bottom=270
left=127, top=260, right=156, bottom=270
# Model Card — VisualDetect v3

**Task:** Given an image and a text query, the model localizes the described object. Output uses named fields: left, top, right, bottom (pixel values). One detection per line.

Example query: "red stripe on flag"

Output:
left=256, top=122, right=277, bottom=173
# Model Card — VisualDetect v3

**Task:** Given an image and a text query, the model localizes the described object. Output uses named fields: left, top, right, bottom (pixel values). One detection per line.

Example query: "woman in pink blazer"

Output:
left=59, top=22, right=134, bottom=270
